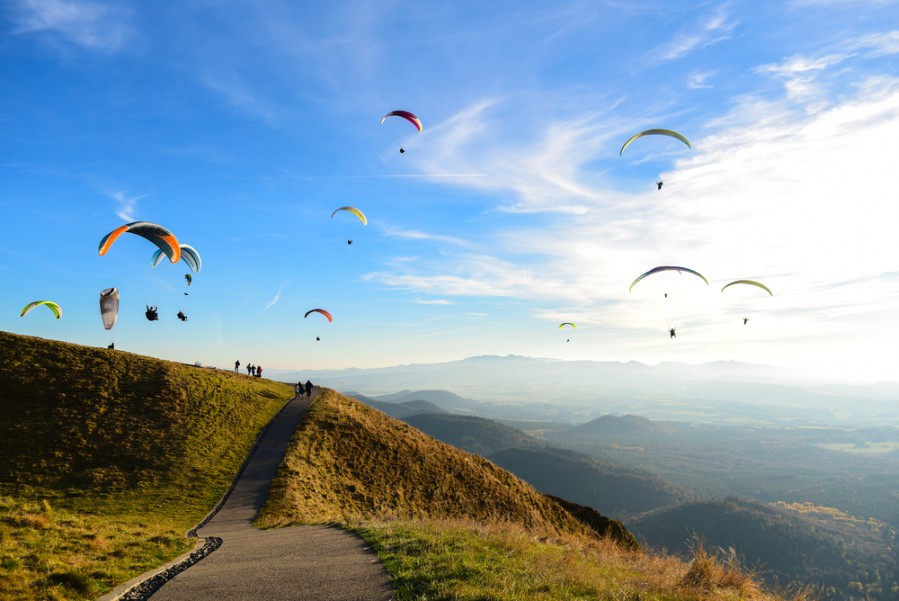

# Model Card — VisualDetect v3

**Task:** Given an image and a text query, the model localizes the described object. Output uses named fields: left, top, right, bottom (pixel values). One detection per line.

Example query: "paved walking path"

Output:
left=149, top=389, right=396, bottom=600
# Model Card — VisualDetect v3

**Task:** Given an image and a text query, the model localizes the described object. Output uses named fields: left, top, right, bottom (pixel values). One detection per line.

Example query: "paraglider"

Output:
left=331, top=207, right=367, bottom=244
left=722, top=280, right=772, bottom=326
left=177, top=311, right=188, bottom=322
left=100, top=221, right=181, bottom=264
left=657, top=181, right=664, bottom=190
left=305, top=308, right=333, bottom=322
left=145, top=305, right=159, bottom=321
left=20, top=300, right=62, bottom=319
left=100, top=288, right=119, bottom=331
left=381, top=110, right=422, bottom=153
left=669, top=327, right=677, bottom=339
left=559, top=322, right=576, bottom=342
left=620, top=129, right=691, bottom=156
left=629, top=266, right=709, bottom=293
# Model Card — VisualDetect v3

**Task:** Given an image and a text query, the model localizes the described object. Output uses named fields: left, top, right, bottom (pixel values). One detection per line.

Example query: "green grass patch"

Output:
left=0, top=331, right=294, bottom=599
left=349, top=519, right=778, bottom=601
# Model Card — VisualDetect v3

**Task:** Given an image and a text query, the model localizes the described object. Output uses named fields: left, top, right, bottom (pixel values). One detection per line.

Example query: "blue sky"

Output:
left=3, top=0, right=898, bottom=381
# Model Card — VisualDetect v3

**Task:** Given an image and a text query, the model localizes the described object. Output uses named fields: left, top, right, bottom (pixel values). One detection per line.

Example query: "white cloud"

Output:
left=382, top=227, right=468, bottom=247
left=11, top=0, right=136, bottom=53
left=656, top=5, right=737, bottom=61
left=263, top=285, right=285, bottom=312
left=108, top=190, right=140, bottom=222
left=687, top=69, right=717, bottom=89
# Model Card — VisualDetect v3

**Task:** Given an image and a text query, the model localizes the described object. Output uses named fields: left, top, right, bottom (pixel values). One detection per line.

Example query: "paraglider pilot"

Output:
left=177, top=311, right=188, bottom=322
left=744, top=317, right=749, bottom=325
left=669, top=327, right=676, bottom=339
left=657, top=181, right=663, bottom=190
left=145, top=305, right=159, bottom=321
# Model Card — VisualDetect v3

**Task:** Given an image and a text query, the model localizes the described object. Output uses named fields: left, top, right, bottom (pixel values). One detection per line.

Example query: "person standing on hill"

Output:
left=247, top=363, right=253, bottom=376
left=305, top=380, right=313, bottom=398
left=256, top=365, right=263, bottom=378
left=235, top=360, right=240, bottom=373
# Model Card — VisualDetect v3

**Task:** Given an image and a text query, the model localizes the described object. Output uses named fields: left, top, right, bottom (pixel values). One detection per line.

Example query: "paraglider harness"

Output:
left=177, top=311, right=188, bottom=322
left=145, top=305, right=159, bottom=321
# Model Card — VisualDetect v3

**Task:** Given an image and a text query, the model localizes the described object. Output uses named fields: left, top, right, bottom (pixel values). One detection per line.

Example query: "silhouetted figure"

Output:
left=145, top=305, right=159, bottom=321
left=235, top=360, right=241, bottom=373
left=256, top=365, right=263, bottom=378
left=177, top=311, right=188, bottom=322
left=399, top=147, right=405, bottom=154
left=305, top=380, right=313, bottom=398
left=664, top=293, right=668, bottom=298
left=247, top=364, right=252, bottom=375
left=347, top=240, right=353, bottom=245
left=295, top=382, right=302, bottom=397
left=251, top=365, right=256, bottom=376
left=316, top=336, right=320, bottom=341
left=743, top=317, right=749, bottom=325
left=107, top=343, right=115, bottom=349
left=657, top=180, right=663, bottom=190
left=669, top=327, right=676, bottom=339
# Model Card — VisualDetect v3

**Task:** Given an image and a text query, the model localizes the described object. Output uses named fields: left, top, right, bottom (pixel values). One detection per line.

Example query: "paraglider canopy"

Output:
left=558, top=322, right=576, bottom=329
left=620, top=129, right=691, bottom=156
left=304, top=308, right=333, bottom=322
left=100, top=221, right=181, bottom=264
left=629, top=266, right=708, bottom=293
left=721, top=279, right=773, bottom=296
left=380, top=110, right=423, bottom=132
left=20, top=300, right=62, bottom=319
left=330, top=206, right=368, bottom=225
left=151, top=243, right=201, bottom=272
left=100, top=288, right=119, bottom=331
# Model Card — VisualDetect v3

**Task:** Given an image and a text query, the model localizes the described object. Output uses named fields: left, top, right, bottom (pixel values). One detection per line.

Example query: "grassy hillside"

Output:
left=256, top=389, right=631, bottom=543
left=258, top=390, right=799, bottom=600
left=0, top=331, right=294, bottom=600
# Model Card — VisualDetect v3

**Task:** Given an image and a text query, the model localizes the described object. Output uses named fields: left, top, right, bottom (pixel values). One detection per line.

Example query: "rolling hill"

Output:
left=401, top=413, right=541, bottom=455
left=488, top=447, right=693, bottom=518
left=628, top=497, right=899, bottom=598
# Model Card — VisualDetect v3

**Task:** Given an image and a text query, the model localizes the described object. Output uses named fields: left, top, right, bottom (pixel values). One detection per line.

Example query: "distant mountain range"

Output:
left=271, top=356, right=899, bottom=426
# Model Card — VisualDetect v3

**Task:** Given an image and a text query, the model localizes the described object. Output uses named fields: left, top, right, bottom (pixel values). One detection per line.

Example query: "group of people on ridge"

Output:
left=233, top=360, right=262, bottom=377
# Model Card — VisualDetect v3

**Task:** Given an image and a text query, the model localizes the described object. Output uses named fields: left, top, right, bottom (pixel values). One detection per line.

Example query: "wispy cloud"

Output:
left=201, top=70, right=284, bottom=125
left=656, top=5, right=737, bottom=61
left=107, top=190, right=140, bottom=222
left=414, top=298, right=453, bottom=305
left=407, top=96, right=630, bottom=215
left=687, top=69, right=717, bottom=89
left=382, top=227, right=468, bottom=247
left=10, top=0, right=137, bottom=53
left=263, top=285, right=285, bottom=312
